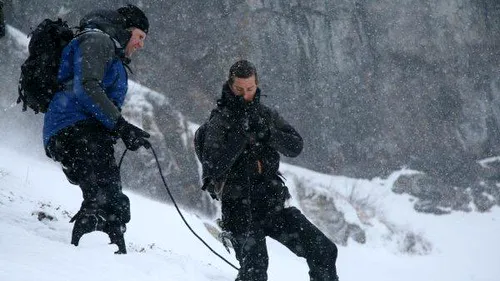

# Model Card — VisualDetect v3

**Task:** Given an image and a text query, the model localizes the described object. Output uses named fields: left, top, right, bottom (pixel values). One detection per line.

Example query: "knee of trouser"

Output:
left=236, top=269, right=268, bottom=281
left=62, top=166, right=80, bottom=185
left=89, top=187, right=130, bottom=222
left=111, top=193, right=130, bottom=224
left=314, top=237, right=338, bottom=266
left=326, top=240, right=338, bottom=261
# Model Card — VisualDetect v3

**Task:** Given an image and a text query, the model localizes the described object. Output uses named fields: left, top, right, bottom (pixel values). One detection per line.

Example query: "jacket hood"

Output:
left=79, top=9, right=131, bottom=48
left=218, top=82, right=261, bottom=112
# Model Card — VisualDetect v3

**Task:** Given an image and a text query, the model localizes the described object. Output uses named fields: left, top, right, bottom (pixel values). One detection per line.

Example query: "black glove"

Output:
left=202, top=178, right=219, bottom=200
left=247, top=112, right=270, bottom=143
left=115, top=117, right=151, bottom=151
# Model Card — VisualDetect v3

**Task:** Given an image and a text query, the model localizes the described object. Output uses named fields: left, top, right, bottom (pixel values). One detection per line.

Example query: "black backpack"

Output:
left=17, top=18, right=74, bottom=114
left=194, top=122, right=207, bottom=163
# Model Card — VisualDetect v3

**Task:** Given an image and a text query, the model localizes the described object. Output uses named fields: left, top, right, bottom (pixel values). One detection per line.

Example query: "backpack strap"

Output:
left=75, top=28, right=127, bottom=62
left=276, top=170, right=286, bottom=183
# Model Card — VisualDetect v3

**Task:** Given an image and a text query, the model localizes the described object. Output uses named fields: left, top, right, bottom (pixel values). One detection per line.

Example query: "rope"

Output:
left=118, top=146, right=239, bottom=271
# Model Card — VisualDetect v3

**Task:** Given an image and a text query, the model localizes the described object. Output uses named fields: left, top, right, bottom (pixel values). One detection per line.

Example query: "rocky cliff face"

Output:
left=161, top=0, right=499, bottom=211
left=2, top=1, right=500, bottom=213
left=0, top=26, right=417, bottom=251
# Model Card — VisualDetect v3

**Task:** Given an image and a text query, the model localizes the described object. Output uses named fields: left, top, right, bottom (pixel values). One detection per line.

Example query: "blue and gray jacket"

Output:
left=43, top=10, right=132, bottom=147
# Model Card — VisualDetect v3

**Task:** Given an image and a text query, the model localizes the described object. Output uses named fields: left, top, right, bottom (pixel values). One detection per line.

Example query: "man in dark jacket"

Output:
left=44, top=5, right=151, bottom=254
left=195, top=60, right=339, bottom=280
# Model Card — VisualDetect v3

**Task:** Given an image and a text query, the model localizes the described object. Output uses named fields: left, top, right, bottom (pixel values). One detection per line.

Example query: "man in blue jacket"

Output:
left=44, top=4, right=150, bottom=254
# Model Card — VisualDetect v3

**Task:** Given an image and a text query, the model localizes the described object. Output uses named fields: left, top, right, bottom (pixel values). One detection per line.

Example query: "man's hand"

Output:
left=247, top=112, right=270, bottom=143
left=114, top=117, right=151, bottom=151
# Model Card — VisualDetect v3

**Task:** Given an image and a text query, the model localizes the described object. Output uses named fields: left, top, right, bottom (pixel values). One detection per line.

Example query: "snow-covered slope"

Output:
left=2, top=23, right=499, bottom=281
left=1, top=146, right=499, bottom=281
left=0, top=146, right=233, bottom=281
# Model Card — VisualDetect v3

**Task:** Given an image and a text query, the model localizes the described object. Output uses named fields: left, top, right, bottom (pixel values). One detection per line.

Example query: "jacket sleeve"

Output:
left=75, top=32, right=121, bottom=129
left=265, top=107, right=303, bottom=158
left=201, top=109, right=247, bottom=181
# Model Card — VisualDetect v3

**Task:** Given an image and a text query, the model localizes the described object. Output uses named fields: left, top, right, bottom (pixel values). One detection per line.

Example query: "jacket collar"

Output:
left=217, top=82, right=261, bottom=112
left=79, top=9, right=131, bottom=49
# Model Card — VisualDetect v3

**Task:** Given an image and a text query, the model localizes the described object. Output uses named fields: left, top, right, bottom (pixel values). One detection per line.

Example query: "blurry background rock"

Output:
left=0, top=1, right=5, bottom=38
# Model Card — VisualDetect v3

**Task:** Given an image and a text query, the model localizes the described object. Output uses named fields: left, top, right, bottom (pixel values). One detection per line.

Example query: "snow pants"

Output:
left=46, top=121, right=130, bottom=226
left=227, top=206, right=338, bottom=281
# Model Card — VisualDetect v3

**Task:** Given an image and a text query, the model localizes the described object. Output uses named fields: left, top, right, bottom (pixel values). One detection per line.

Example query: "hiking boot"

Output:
left=70, top=211, right=107, bottom=246
left=105, top=224, right=127, bottom=254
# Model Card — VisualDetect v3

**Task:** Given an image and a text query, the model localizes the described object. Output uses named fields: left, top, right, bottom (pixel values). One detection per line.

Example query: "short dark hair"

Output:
left=228, top=60, right=258, bottom=86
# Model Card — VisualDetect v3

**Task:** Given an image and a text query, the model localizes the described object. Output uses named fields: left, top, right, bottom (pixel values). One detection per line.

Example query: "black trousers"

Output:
left=46, top=121, right=130, bottom=226
left=228, top=207, right=338, bottom=281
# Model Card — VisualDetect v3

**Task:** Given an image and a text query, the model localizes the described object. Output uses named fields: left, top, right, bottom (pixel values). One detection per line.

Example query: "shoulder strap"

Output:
left=75, top=28, right=131, bottom=69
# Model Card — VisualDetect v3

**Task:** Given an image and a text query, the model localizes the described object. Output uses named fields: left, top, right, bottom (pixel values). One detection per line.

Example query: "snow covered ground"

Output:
left=0, top=145, right=499, bottom=281
left=2, top=21, right=499, bottom=281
